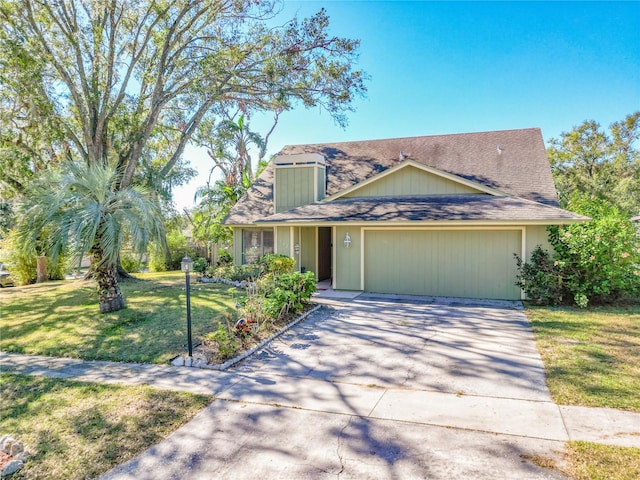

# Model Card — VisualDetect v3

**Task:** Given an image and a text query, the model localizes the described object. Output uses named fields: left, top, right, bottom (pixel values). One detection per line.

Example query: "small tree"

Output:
left=17, top=162, right=165, bottom=313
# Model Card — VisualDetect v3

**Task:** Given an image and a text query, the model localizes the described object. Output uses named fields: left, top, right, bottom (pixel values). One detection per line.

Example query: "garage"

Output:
left=363, top=229, right=522, bottom=300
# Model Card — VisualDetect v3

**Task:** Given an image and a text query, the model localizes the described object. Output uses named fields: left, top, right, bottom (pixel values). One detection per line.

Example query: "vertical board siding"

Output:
left=335, top=226, right=361, bottom=290
left=300, top=227, right=317, bottom=276
left=316, top=166, right=326, bottom=200
left=364, top=230, right=521, bottom=300
left=276, top=226, right=291, bottom=257
left=344, top=166, right=482, bottom=198
left=275, top=167, right=316, bottom=212
left=233, top=228, right=243, bottom=266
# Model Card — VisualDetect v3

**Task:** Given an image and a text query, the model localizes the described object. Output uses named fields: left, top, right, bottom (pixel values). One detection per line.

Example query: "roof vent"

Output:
left=399, top=151, right=408, bottom=160
left=497, top=145, right=504, bottom=154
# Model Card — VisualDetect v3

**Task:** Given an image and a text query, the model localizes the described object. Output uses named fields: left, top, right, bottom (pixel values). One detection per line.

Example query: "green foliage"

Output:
left=217, top=249, right=233, bottom=266
left=149, top=229, right=197, bottom=272
left=258, top=253, right=295, bottom=276
left=120, top=254, right=142, bottom=274
left=516, top=195, right=640, bottom=306
left=206, top=264, right=262, bottom=282
left=0, top=230, right=66, bottom=285
left=514, top=247, right=564, bottom=305
left=204, top=313, right=241, bottom=361
left=192, top=257, right=208, bottom=274
left=548, top=112, right=640, bottom=215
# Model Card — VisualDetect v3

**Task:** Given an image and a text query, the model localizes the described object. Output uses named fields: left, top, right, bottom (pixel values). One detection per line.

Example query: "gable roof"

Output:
left=325, top=159, right=505, bottom=200
left=225, top=128, right=559, bottom=225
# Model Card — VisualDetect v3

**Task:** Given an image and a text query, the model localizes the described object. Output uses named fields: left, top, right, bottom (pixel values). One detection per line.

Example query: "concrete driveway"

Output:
left=102, top=296, right=569, bottom=479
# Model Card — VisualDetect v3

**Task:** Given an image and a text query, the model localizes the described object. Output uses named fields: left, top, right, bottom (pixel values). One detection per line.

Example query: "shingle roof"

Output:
left=256, top=195, right=588, bottom=224
left=225, top=128, right=561, bottom=225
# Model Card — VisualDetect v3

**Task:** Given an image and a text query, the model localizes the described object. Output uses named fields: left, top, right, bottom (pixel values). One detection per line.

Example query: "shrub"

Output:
left=192, top=257, right=208, bottom=274
left=217, top=249, right=233, bottom=266
left=515, top=195, right=640, bottom=306
left=0, top=230, right=66, bottom=285
left=149, top=230, right=197, bottom=272
left=205, top=264, right=262, bottom=281
left=120, top=253, right=142, bottom=273
left=258, top=254, right=295, bottom=276
left=204, top=313, right=241, bottom=361
left=514, top=247, right=564, bottom=305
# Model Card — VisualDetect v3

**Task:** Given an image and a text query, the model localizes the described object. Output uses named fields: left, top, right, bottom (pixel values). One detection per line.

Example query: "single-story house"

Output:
left=224, top=128, right=588, bottom=300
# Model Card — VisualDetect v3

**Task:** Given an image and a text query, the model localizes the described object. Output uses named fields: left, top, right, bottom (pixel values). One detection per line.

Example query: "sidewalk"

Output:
left=2, top=351, right=639, bottom=449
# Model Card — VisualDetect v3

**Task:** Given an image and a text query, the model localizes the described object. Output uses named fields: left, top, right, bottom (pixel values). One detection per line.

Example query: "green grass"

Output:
left=0, top=373, right=211, bottom=480
left=564, top=441, right=640, bottom=480
left=526, top=305, right=640, bottom=411
left=0, top=271, right=235, bottom=363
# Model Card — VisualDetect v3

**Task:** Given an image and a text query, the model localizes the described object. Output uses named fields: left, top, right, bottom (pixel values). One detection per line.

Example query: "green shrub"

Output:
left=0, top=230, right=66, bottom=285
left=149, top=230, right=197, bottom=272
left=261, top=271, right=317, bottom=319
left=514, top=247, right=564, bottom=305
left=205, top=313, right=241, bottom=361
left=120, top=253, right=142, bottom=273
left=258, top=254, right=295, bottom=276
left=515, top=195, right=640, bottom=306
left=206, top=264, right=262, bottom=281
left=217, top=249, right=233, bottom=266
left=192, top=257, right=208, bottom=274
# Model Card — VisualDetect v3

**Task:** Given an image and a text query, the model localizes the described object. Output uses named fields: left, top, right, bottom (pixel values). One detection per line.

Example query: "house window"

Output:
left=242, top=229, right=274, bottom=264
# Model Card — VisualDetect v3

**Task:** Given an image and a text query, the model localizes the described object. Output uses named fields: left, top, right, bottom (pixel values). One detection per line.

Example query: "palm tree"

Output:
left=17, top=162, right=165, bottom=313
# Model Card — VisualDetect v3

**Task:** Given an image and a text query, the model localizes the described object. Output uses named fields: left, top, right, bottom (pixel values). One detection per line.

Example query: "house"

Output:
left=224, top=128, right=588, bottom=300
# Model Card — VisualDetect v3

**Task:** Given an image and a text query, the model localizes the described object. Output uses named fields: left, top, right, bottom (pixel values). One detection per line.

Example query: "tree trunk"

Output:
left=36, top=255, right=47, bottom=283
left=90, top=247, right=126, bottom=313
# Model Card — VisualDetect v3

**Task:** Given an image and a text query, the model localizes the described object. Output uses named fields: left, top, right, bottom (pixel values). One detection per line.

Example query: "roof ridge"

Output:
left=280, top=127, right=542, bottom=150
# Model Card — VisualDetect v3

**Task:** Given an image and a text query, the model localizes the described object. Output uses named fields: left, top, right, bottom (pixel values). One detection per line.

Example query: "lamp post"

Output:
left=181, top=256, right=193, bottom=358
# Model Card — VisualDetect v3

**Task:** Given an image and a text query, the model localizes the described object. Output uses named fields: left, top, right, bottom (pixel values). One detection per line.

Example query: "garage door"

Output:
left=364, top=230, right=522, bottom=300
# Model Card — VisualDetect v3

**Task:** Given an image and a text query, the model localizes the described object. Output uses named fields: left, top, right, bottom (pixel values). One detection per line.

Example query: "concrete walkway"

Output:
left=2, top=296, right=639, bottom=479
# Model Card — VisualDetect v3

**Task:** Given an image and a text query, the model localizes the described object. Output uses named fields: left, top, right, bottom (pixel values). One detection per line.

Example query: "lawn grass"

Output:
left=564, top=441, right=640, bottom=480
left=0, top=271, right=235, bottom=363
left=0, top=373, right=211, bottom=480
left=526, top=305, right=640, bottom=411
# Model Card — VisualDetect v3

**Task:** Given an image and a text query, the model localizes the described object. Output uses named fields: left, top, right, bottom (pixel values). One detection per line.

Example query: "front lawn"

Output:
left=526, top=305, right=640, bottom=412
left=0, top=272, right=235, bottom=364
left=0, top=373, right=211, bottom=480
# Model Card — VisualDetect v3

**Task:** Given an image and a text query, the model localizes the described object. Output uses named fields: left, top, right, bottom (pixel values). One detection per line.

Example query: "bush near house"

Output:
left=516, top=195, right=640, bottom=307
left=203, top=254, right=316, bottom=361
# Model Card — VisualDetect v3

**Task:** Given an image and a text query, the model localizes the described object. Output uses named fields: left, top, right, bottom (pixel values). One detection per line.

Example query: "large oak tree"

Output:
left=0, top=0, right=365, bottom=193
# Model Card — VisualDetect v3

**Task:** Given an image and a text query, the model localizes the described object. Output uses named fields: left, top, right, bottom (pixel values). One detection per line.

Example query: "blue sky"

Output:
left=174, top=1, right=640, bottom=210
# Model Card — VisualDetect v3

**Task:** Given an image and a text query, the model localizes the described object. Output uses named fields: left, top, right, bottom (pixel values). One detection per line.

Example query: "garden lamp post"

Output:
left=181, top=256, right=193, bottom=357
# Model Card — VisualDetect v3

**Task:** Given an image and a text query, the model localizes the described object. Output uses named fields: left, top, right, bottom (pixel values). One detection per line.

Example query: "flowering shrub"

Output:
left=516, top=195, right=640, bottom=306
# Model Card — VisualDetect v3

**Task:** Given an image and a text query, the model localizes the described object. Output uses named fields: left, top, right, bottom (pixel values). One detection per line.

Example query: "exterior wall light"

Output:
left=180, top=256, right=193, bottom=358
left=344, top=232, right=352, bottom=248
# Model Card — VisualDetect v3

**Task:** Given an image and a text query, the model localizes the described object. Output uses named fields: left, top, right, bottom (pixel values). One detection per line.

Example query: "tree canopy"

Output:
left=547, top=111, right=640, bottom=215
left=0, top=0, right=366, bottom=197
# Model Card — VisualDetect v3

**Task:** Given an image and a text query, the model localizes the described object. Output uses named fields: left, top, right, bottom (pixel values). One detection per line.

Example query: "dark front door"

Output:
left=317, top=227, right=332, bottom=281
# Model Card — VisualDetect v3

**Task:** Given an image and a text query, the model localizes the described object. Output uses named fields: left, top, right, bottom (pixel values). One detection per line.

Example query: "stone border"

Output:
left=172, top=304, right=322, bottom=371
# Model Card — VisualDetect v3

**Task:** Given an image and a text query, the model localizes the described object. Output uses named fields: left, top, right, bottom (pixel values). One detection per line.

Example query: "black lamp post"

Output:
left=181, top=256, right=193, bottom=357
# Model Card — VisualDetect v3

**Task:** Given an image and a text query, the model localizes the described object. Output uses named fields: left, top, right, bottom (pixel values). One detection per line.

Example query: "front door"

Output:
left=317, top=227, right=332, bottom=281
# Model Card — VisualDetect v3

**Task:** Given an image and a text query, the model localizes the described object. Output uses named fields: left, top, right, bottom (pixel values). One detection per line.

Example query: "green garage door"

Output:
left=364, top=230, right=522, bottom=300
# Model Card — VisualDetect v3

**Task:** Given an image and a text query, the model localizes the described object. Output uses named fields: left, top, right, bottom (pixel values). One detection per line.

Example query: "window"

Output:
left=242, top=229, right=274, bottom=264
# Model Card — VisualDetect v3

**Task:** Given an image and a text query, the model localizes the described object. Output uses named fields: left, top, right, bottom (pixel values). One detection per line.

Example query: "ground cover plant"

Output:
left=0, top=271, right=235, bottom=364
left=526, top=305, right=640, bottom=411
left=0, top=373, right=211, bottom=480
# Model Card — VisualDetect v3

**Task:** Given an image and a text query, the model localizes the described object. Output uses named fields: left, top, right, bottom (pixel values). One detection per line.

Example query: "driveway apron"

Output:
left=102, top=296, right=570, bottom=479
